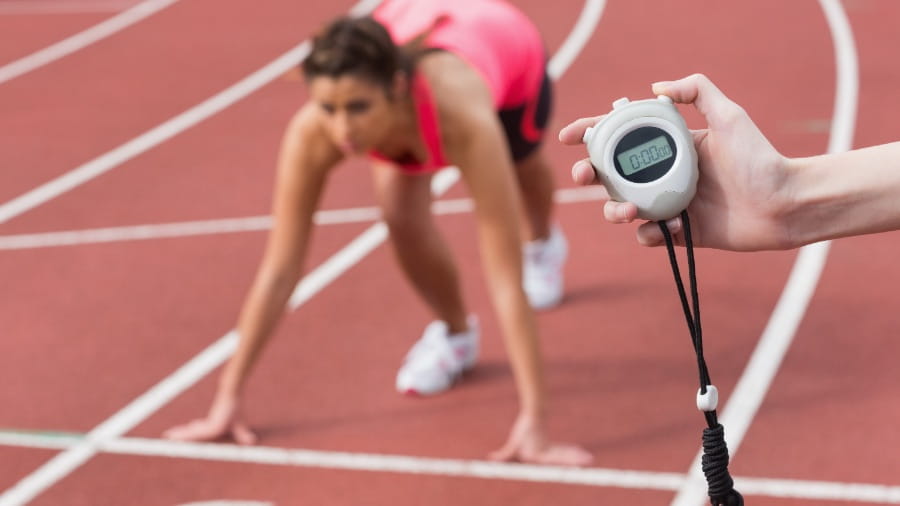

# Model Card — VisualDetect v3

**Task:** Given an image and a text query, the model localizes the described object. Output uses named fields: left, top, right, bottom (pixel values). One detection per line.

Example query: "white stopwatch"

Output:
left=582, top=95, right=698, bottom=221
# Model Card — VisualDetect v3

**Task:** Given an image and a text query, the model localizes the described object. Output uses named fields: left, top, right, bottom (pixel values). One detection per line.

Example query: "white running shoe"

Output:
left=395, top=316, right=479, bottom=396
left=523, top=225, right=568, bottom=309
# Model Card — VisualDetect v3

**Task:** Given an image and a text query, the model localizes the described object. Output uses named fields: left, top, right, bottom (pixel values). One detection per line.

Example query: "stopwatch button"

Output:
left=657, top=95, right=674, bottom=104
left=582, top=126, right=595, bottom=144
left=696, top=385, right=719, bottom=412
left=612, top=97, right=630, bottom=109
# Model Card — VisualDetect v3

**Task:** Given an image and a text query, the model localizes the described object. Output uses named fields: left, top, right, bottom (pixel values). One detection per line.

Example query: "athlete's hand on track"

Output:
left=163, top=395, right=257, bottom=445
left=559, top=73, right=792, bottom=252
left=489, top=413, right=593, bottom=466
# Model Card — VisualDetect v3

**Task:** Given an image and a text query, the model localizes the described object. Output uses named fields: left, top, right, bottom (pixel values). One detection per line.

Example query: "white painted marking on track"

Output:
left=546, top=0, right=606, bottom=79
left=2, top=431, right=898, bottom=503
left=669, top=1, right=858, bottom=504
left=0, top=2, right=606, bottom=505
left=107, top=437, right=685, bottom=491
left=0, top=0, right=179, bottom=84
left=177, top=502, right=273, bottom=506
left=0, top=432, right=81, bottom=450
left=736, top=476, right=900, bottom=503
left=0, top=1, right=143, bottom=14
left=0, top=187, right=606, bottom=250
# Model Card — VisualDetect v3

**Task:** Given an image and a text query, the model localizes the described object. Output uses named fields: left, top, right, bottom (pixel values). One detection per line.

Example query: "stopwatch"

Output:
left=582, top=95, right=698, bottom=221
left=582, top=96, right=745, bottom=504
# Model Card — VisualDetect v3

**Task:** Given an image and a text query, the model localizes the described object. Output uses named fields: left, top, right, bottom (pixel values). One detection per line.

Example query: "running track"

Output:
left=1, top=0, right=899, bottom=504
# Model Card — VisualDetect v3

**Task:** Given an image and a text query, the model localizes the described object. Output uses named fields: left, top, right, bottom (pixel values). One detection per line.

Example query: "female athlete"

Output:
left=165, top=0, right=590, bottom=465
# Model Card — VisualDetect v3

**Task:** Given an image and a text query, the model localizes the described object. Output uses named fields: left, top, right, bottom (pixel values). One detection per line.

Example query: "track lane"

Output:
left=0, top=0, right=355, bottom=206
left=4, top=0, right=893, bottom=503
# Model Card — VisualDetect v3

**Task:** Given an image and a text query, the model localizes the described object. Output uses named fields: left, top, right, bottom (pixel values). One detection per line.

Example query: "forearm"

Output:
left=494, top=288, right=546, bottom=419
left=479, top=226, right=546, bottom=419
left=206, top=103, right=333, bottom=407
left=217, top=266, right=301, bottom=400
left=783, top=142, right=900, bottom=247
left=442, top=79, right=548, bottom=419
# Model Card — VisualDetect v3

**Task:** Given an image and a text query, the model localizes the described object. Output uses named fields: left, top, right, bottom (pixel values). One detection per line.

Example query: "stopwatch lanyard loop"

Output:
left=658, top=211, right=744, bottom=506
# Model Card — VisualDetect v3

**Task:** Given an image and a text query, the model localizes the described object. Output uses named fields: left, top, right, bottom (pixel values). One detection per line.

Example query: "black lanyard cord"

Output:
left=658, top=211, right=744, bottom=506
left=659, top=212, right=713, bottom=405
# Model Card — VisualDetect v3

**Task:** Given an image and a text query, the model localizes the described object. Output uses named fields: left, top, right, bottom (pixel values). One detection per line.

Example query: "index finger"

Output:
left=558, top=115, right=606, bottom=145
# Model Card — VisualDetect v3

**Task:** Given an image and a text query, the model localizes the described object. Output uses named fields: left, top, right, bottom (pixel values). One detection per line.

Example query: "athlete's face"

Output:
left=309, top=74, right=398, bottom=155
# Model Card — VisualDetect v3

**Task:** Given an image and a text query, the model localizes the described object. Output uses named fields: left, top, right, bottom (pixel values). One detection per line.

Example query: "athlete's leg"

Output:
left=513, top=146, right=555, bottom=242
left=504, top=71, right=567, bottom=309
left=372, top=162, right=469, bottom=334
left=501, top=70, right=556, bottom=242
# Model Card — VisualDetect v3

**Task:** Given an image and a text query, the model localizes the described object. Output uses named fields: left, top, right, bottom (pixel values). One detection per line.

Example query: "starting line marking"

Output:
left=0, top=431, right=897, bottom=503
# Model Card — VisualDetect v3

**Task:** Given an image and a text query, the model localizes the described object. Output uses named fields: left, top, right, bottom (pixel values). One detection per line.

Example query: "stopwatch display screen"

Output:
left=612, top=126, right=678, bottom=183
left=617, top=135, right=674, bottom=175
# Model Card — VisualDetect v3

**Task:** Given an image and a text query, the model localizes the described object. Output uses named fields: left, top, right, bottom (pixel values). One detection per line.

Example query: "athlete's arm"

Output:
left=164, top=104, right=342, bottom=443
left=428, top=54, right=591, bottom=465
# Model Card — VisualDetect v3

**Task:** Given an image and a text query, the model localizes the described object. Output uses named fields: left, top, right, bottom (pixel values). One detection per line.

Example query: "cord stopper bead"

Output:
left=696, top=384, right=718, bottom=411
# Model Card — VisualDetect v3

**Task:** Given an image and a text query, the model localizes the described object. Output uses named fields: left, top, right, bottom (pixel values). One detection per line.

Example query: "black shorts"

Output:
left=498, top=70, right=553, bottom=162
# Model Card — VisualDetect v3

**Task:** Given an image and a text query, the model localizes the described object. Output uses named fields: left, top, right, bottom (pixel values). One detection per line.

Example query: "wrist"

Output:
left=774, top=155, right=807, bottom=249
left=518, top=405, right=546, bottom=423
left=216, top=369, right=244, bottom=403
left=778, top=154, right=844, bottom=248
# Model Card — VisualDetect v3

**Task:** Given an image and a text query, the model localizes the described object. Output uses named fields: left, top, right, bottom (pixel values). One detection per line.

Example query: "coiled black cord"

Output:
left=659, top=211, right=743, bottom=506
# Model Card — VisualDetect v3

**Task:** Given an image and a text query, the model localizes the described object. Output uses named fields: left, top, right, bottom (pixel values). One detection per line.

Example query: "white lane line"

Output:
left=0, top=432, right=81, bottom=450
left=107, top=437, right=685, bottom=491
left=0, top=1, right=142, bottom=14
left=2, top=431, right=898, bottom=503
left=737, top=476, right=900, bottom=504
left=176, top=502, right=273, bottom=506
left=547, top=0, right=606, bottom=78
left=0, top=187, right=607, bottom=251
left=821, top=0, right=859, bottom=154
left=0, top=3, right=606, bottom=504
left=0, top=0, right=179, bottom=84
left=669, top=1, right=858, bottom=504
left=0, top=0, right=381, bottom=225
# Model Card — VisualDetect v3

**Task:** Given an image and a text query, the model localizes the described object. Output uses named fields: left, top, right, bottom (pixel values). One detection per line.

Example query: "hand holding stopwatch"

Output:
left=582, top=96, right=698, bottom=222
left=583, top=96, right=744, bottom=504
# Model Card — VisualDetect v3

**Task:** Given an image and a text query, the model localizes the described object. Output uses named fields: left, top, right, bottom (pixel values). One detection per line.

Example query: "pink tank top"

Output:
left=370, top=0, right=545, bottom=173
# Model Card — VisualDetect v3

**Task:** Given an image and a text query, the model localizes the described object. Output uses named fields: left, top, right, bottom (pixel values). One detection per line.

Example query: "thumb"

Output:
left=652, top=74, right=741, bottom=128
left=231, top=422, right=258, bottom=446
left=488, top=440, right=518, bottom=462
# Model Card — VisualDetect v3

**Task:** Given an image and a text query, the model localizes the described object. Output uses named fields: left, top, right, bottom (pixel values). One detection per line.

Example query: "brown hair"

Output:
left=302, top=16, right=412, bottom=92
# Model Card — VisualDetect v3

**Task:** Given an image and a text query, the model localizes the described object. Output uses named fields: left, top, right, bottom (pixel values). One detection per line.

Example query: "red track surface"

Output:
left=1, top=0, right=898, bottom=505
left=0, top=8, right=112, bottom=64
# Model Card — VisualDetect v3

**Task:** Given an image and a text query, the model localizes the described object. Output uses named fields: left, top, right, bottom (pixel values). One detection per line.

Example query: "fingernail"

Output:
left=571, top=160, right=588, bottom=181
left=666, top=217, right=681, bottom=231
